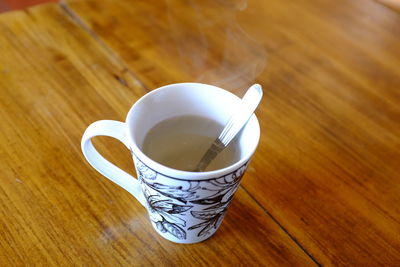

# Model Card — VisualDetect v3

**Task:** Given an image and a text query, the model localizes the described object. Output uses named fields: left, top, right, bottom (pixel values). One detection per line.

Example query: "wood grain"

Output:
left=377, top=0, right=400, bottom=13
left=0, top=3, right=315, bottom=266
left=64, top=0, right=400, bottom=265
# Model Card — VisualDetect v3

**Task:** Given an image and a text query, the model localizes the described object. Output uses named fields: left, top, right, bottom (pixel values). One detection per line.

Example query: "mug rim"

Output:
left=125, top=82, right=260, bottom=180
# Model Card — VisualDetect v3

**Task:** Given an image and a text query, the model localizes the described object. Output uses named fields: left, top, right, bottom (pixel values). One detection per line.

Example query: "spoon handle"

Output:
left=193, top=139, right=225, bottom=172
left=218, top=84, right=263, bottom=147
left=194, top=84, right=263, bottom=172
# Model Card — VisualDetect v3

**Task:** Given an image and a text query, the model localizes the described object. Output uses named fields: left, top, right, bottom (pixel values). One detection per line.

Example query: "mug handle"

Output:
left=81, top=120, right=146, bottom=206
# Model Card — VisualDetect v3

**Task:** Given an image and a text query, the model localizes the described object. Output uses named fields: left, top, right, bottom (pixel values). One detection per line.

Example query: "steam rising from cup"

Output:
left=165, top=0, right=266, bottom=94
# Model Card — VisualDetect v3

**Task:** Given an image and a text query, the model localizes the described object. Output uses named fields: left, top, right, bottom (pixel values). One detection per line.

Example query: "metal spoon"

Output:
left=194, top=84, right=263, bottom=172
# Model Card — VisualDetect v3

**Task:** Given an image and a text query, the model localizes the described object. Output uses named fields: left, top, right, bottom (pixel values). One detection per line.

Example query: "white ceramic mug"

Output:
left=81, top=83, right=260, bottom=243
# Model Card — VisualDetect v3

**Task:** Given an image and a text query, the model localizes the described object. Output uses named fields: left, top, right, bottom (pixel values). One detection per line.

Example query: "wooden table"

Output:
left=1, top=0, right=399, bottom=265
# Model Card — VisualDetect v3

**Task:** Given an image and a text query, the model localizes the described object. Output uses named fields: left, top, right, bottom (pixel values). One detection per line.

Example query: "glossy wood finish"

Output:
left=378, top=0, right=400, bottom=13
left=64, top=0, right=400, bottom=265
left=0, top=3, right=313, bottom=266
left=0, top=0, right=399, bottom=265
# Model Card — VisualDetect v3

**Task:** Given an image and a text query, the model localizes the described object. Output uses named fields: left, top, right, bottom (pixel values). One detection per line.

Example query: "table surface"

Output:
left=0, top=0, right=399, bottom=265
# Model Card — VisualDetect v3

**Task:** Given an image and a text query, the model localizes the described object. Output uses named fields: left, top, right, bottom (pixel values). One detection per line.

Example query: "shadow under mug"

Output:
left=81, top=83, right=260, bottom=243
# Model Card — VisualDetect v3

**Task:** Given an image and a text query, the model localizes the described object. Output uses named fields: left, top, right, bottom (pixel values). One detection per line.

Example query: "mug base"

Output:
left=158, top=231, right=215, bottom=244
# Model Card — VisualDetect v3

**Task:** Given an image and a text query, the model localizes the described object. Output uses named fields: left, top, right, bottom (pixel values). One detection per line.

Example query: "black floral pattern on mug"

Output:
left=136, top=159, right=248, bottom=240
left=144, top=189, right=192, bottom=240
